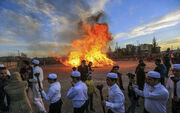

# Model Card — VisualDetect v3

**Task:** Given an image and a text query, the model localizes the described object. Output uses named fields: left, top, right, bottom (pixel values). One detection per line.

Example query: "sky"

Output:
left=0, top=0, right=180, bottom=57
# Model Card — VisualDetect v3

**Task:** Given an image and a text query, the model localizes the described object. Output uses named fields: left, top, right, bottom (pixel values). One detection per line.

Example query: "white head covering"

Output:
left=32, top=59, right=40, bottom=65
left=48, top=73, right=57, bottom=79
left=107, top=73, right=118, bottom=79
left=172, top=64, right=180, bottom=69
left=147, top=71, right=160, bottom=78
left=71, top=71, right=81, bottom=77
left=0, top=64, right=5, bottom=68
left=34, top=68, right=40, bottom=74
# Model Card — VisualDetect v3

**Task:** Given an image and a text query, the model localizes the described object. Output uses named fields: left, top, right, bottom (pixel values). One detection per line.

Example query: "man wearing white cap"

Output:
left=40, top=73, right=62, bottom=113
left=132, top=71, right=169, bottom=113
left=29, top=59, right=46, bottom=113
left=166, top=64, right=180, bottom=113
left=67, top=71, right=88, bottom=113
left=105, top=72, right=125, bottom=113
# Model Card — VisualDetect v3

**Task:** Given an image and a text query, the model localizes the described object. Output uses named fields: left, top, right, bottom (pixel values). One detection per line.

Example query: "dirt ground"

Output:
left=28, top=61, right=172, bottom=113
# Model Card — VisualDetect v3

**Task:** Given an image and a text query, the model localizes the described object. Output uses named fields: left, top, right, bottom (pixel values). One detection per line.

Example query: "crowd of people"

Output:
left=0, top=58, right=180, bottom=113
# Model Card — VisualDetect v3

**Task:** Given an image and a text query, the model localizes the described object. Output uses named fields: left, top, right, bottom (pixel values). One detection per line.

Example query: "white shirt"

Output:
left=134, top=83, right=169, bottom=113
left=41, top=82, right=61, bottom=103
left=67, top=81, right=88, bottom=108
left=166, top=75, right=180, bottom=98
left=29, top=66, right=44, bottom=100
left=106, top=83, right=125, bottom=113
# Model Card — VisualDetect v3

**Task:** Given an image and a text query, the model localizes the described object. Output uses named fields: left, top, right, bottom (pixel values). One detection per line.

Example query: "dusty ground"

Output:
left=28, top=61, right=171, bottom=113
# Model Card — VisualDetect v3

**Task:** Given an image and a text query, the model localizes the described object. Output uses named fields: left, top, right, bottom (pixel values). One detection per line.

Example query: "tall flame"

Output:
left=52, top=23, right=114, bottom=67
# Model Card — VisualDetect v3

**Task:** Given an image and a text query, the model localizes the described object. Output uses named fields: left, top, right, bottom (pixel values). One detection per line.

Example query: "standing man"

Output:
left=135, top=59, right=146, bottom=75
left=154, top=58, right=167, bottom=85
left=166, top=64, right=180, bottom=113
left=78, top=60, right=88, bottom=81
left=163, top=54, right=171, bottom=78
left=0, top=65, right=9, bottom=113
left=20, top=60, right=33, bottom=93
left=105, top=73, right=125, bottom=113
left=67, top=71, right=88, bottom=113
left=29, top=59, right=46, bottom=113
left=132, top=71, right=169, bottom=113
left=40, top=73, right=62, bottom=113
left=87, top=62, right=93, bottom=76
left=111, top=65, right=125, bottom=90
left=136, top=63, right=146, bottom=90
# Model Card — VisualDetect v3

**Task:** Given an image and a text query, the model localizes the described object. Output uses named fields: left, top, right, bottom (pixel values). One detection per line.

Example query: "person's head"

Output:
left=87, top=75, right=92, bottom=80
left=112, top=65, right=119, bottom=73
left=0, top=65, right=7, bottom=80
left=155, top=58, right=161, bottom=65
left=23, top=60, right=30, bottom=67
left=32, top=59, right=40, bottom=67
left=146, top=71, right=160, bottom=86
left=47, top=73, right=57, bottom=84
left=71, top=71, right=81, bottom=83
left=139, top=59, right=144, bottom=64
left=140, top=63, right=146, bottom=70
left=106, top=73, right=117, bottom=86
left=127, top=73, right=135, bottom=82
left=88, top=62, right=93, bottom=67
left=72, top=67, right=76, bottom=71
left=171, top=64, right=180, bottom=77
left=81, top=60, right=86, bottom=66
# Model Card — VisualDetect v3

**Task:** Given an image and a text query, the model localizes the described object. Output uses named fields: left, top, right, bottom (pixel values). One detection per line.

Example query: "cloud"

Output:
left=159, top=37, right=180, bottom=51
left=114, top=10, right=180, bottom=39
left=0, top=37, right=28, bottom=47
left=0, top=0, right=109, bottom=57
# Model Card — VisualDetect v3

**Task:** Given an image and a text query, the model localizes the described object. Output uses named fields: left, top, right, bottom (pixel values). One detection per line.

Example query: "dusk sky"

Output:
left=0, top=0, right=180, bottom=57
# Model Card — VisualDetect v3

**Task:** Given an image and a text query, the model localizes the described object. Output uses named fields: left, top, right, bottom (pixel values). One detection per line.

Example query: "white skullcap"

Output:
left=107, top=73, right=118, bottom=79
left=34, top=69, right=40, bottom=74
left=0, top=64, right=5, bottom=68
left=172, top=64, right=180, bottom=69
left=71, top=71, right=81, bottom=77
left=48, top=73, right=57, bottom=79
left=32, top=59, right=40, bottom=65
left=147, top=71, right=160, bottom=79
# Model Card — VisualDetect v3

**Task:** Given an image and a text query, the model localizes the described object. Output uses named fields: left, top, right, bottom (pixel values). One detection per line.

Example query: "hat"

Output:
left=0, top=64, right=5, bottom=68
left=71, top=71, right=81, bottom=77
left=48, top=73, right=57, bottom=79
left=107, top=73, right=118, bottom=79
left=32, top=59, right=40, bottom=65
left=34, top=69, right=40, bottom=74
left=147, top=71, right=160, bottom=79
left=172, top=64, right=180, bottom=69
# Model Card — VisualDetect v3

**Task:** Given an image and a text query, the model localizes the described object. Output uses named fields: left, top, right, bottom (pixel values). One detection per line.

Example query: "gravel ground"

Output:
left=28, top=61, right=171, bottom=113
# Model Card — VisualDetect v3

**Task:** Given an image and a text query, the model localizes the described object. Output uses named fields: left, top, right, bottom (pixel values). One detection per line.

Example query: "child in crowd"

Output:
left=85, top=75, right=97, bottom=112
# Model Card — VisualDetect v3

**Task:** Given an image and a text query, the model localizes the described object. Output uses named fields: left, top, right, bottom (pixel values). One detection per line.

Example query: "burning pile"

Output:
left=64, top=23, right=113, bottom=67
left=50, top=13, right=114, bottom=67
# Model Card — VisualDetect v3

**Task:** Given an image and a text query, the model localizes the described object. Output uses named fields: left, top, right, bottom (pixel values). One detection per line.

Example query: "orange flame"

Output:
left=51, top=23, right=114, bottom=67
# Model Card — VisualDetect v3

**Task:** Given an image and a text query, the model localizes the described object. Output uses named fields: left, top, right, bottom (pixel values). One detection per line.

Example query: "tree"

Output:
left=152, top=37, right=158, bottom=53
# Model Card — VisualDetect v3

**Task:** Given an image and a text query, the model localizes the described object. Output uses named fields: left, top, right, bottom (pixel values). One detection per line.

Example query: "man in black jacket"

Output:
left=78, top=60, right=88, bottom=82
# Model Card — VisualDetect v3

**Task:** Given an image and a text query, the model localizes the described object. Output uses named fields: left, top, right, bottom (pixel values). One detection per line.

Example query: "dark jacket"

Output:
left=136, top=68, right=145, bottom=90
left=0, top=78, right=9, bottom=112
left=128, top=82, right=138, bottom=100
left=78, top=65, right=88, bottom=81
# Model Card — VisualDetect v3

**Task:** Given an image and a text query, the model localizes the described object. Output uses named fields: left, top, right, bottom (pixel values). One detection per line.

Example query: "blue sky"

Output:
left=0, top=0, right=180, bottom=57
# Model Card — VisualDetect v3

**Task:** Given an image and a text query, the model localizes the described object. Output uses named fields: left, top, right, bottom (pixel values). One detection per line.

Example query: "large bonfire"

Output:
left=50, top=22, right=114, bottom=67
